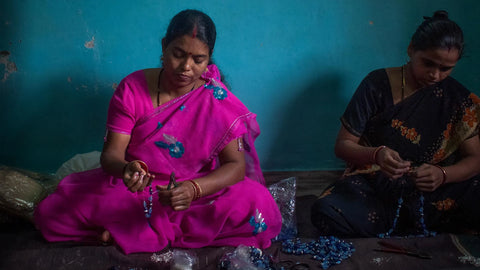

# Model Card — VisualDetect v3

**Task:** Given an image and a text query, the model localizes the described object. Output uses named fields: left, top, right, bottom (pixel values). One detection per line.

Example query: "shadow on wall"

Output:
left=263, top=71, right=346, bottom=171
left=1, top=69, right=112, bottom=174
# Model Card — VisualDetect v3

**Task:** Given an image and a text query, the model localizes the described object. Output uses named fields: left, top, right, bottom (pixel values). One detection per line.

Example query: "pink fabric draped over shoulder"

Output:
left=34, top=65, right=282, bottom=254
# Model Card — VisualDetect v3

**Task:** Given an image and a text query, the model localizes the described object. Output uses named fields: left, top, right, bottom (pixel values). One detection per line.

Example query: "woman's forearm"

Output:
left=335, top=139, right=378, bottom=165
left=442, top=135, right=480, bottom=184
left=193, top=160, right=245, bottom=197
left=443, top=155, right=480, bottom=184
left=100, top=152, right=128, bottom=178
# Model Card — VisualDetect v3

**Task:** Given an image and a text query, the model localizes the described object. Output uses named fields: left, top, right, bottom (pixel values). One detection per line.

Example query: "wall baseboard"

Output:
left=264, top=170, right=342, bottom=197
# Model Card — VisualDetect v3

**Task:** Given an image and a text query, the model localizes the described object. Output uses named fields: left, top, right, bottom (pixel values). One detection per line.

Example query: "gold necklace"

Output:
left=401, top=65, right=406, bottom=101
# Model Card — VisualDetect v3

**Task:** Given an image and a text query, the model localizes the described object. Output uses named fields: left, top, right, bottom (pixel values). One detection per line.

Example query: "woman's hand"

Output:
left=335, top=126, right=410, bottom=179
left=375, top=146, right=411, bottom=179
left=411, top=163, right=445, bottom=192
left=123, top=161, right=155, bottom=192
left=156, top=181, right=196, bottom=211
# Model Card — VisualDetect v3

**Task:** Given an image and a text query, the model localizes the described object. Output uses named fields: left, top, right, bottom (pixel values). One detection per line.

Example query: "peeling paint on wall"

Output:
left=0, top=50, right=17, bottom=82
left=84, top=36, right=95, bottom=49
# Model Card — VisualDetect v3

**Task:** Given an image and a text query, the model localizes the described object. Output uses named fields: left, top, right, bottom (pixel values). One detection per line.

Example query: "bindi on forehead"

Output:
left=170, top=35, right=210, bottom=57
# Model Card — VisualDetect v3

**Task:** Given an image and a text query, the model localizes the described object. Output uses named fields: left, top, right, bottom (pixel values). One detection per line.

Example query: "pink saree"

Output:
left=34, top=65, right=282, bottom=254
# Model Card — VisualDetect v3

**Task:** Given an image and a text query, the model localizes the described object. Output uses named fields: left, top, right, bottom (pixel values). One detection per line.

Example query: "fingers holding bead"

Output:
left=124, top=171, right=140, bottom=189
left=376, top=147, right=411, bottom=179
left=413, top=163, right=445, bottom=192
left=137, top=173, right=155, bottom=192
left=131, top=173, right=147, bottom=192
left=123, top=160, right=152, bottom=192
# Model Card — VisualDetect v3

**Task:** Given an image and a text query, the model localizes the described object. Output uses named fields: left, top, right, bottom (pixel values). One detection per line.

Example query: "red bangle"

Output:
left=190, top=180, right=203, bottom=200
left=373, top=145, right=386, bottom=164
left=125, top=160, right=149, bottom=174
left=433, top=164, right=447, bottom=185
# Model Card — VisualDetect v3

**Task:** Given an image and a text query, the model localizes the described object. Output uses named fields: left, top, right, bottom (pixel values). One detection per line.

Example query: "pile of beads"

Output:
left=249, top=247, right=276, bottom=269
left=281, top=236, right=355, bottom=269
left=218, top=245, right=275, bottom=270
left=459, top=255, right=480, bottom=267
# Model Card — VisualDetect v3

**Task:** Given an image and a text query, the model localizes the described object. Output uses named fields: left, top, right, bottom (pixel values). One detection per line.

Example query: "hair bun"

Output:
left=433, top=10, right=449, bottom=20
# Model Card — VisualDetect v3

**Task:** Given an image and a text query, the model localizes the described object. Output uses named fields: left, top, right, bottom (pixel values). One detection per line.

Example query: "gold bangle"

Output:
left=433, top=164, right=447, bottom=185
left=187, top=180, right=199, bottom=200
left=191, top=180, right=203, bottom=200
left=373, top=145, right=386, bottom=164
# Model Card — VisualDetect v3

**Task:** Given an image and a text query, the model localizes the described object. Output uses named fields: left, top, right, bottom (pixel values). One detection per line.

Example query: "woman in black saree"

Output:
left=311, top=10, right=480, bottom=237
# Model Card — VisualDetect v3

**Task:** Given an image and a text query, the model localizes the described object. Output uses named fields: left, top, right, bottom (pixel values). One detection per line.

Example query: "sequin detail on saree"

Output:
left=154, top=134, right=185, bottom=158
left=204, top=78, right=228, bottom=100
left=249, top=209, right=267, bottom=235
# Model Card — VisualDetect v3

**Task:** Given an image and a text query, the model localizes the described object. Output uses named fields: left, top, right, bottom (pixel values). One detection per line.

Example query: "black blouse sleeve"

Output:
left=340, top=69, right=391, bottom=137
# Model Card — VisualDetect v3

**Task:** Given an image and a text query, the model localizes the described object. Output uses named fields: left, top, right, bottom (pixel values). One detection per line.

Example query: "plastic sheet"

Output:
left=0, top=165, right=53, bottom=220
left=170, top=249, right=198, bottom=270
left=55, top=151, right=101, bottom=180
left=268, top=177, right=298, bottom=241
left=218, top=245, right=264, bottom=270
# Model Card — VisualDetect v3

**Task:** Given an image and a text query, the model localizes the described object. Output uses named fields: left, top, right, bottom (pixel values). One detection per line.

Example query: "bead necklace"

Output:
left=143, top=185, right=154, bottom=219
left=378, top=191, right=436, bottom=238
left=156, top=69, right=163, bottom=107
left=401, top=65, right=406, bottom=100
left=143, top=173, right=177, bottom=225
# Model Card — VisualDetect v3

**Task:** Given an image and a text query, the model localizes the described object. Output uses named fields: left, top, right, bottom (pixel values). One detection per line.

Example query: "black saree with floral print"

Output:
left=343, top=69, right=480, bottom=174
left=312, top=69, right=480, bottom=237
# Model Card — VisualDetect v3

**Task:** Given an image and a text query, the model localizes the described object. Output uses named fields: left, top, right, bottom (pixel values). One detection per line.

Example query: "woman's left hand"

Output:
left=156, top=181, right=195, bottom=211
left=411, top=163, right=444, bottom=192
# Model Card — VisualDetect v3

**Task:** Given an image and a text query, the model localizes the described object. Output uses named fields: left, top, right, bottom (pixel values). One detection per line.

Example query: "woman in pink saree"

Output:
left=35, top=9, right=282, bottom=254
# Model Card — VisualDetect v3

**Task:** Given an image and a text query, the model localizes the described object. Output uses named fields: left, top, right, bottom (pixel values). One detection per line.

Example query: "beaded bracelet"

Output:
left=433, top=164, right=447, bottom=185
left=373, top=145, right=386, bottom=164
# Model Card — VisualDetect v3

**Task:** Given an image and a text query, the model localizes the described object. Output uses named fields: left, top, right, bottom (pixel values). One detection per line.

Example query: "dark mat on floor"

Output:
left=1, top=195, right=479, bottom=270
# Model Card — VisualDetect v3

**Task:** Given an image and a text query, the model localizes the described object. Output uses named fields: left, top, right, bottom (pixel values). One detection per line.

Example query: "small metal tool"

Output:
left=374, top=240, right=432, bottom=259
left=167, top=172, right=178, bottom=190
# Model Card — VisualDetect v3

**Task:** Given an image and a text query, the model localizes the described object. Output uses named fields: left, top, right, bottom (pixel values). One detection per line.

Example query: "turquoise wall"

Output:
left=1, top=0, right=480, bottom=173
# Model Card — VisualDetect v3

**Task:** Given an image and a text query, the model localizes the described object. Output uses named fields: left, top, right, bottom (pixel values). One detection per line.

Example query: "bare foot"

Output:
left=100, top=230, right=113, bottom=245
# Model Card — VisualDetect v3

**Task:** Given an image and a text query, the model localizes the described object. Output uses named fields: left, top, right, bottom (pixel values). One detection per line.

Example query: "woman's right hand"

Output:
left=375, top=146, right=411, bottom=179
left=123, top=161, right=155, bottom=192
left=156, top=181, right=196, bottom=211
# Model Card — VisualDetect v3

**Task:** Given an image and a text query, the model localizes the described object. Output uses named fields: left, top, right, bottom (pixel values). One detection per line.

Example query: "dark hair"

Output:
left=163, top=9, right=216, bottom=56
left=410, top=10, right=464, bottom=58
